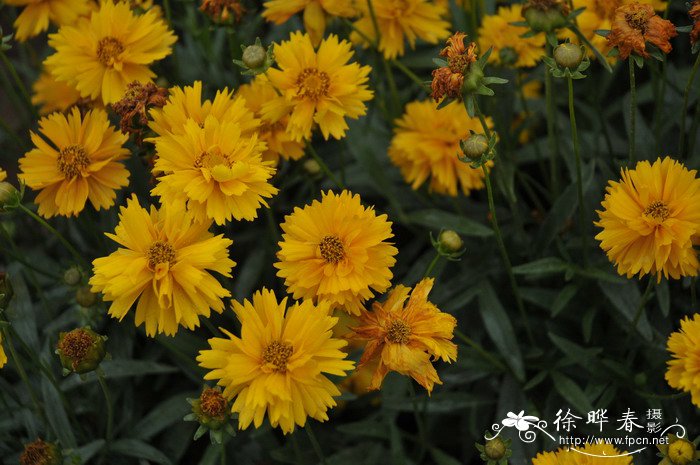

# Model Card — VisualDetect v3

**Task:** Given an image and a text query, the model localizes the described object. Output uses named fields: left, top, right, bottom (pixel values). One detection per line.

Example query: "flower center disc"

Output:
left=625, top=10, right=648, bottom=32
left=319, top=235, right=345, bottom=263
left=57, top=144, right=90, bottom=179
left=644, top=200, right=670, bottom=222
left=97, top=36, right=125, bottom=67
left=147, top=241, right=176, bottom=269
left=386, top=319, right=411, bottom=344
left=262, top=340, right=293, bottom=372
left=194, top=147, right=232, bottom=169
left=296, top=68, right=330, bottom=100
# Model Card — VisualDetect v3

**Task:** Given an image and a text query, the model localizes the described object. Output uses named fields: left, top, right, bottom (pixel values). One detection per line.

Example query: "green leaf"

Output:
left=71, top=440, right=105, bottom=464
left=430, top=448, right=462, bottom=465
left=388, top=419, right=406, bottom=465
left=598, top=281, right=653, bottom=341
left=656, top=279, right=670, bottom=317
left=112, top=439, right=173, bottom=465
left=550, top=372, right=593, bottom=414
left=551, top=285, right=578, bottom=317
left=62, top=360, right=178, bottom=389
left=548, top=332, right=602, bottom=366
left=512, top=257, right=570, bottom=276
left=41, top=377, right=77, bottom=449
left=478, top=282, right=525, bottom=381
left=406, top=209, right=493, bottom=237
left=133, top=391, right=196, bottom=440
left=336, top=418, right=389, bottom=439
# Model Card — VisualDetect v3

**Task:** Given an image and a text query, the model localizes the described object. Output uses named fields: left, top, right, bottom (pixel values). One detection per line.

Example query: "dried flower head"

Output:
left=431, top=32, right=478, bottom=101
left=56, top=327, right=106, bottom=374
left=199, top=0, right=245, bottom=23
left=19, top=439, right=62, bottom=465
left=112, top=81, right=168, bottom=144
left=606, top=2, right=677, bottom=59
left=690, top=1, right=700, bottom=47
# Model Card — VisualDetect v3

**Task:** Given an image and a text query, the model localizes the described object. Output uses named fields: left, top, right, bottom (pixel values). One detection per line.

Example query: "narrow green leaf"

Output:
left=548, top=332, right=602, bottom=366
left=512, top=257, right=570, bottom=276
left=71, top=440, right=105, bottom=464
left=133, top=391, right=196, bottom=440
left=112, top=439, right=173, bottom=465
left=552, top=285, right=578, bottom=317
left=551, top=372, right=593, bottom=414
left=41, top=377, right=77, bottom=449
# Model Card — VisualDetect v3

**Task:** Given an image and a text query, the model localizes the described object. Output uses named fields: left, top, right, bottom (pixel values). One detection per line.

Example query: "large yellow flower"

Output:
left=666, top=313, right=700, bottom=407
left=595, top=157, right=700, bottom=281
left=45, top=1, right=176, bottom=105
left=478, top=4, right=546, bottom=68
left=151, top=116, right=277, bottom=224
left=351, top=0, right=450, bottom=59
left=19, top=108, right=129, bottom=218
left=275, top=190, right=398, bottom=315
left=263, top=32, right=373, bottom=142
left=5, top=0, right=90, bottom=41
left=197, top=288, right=354, bottom=434
left=148, top=81, right=259, bottom=138
left=389, top=99, right=493, bottom=197
left=533, top=444, right=633, bottom=464
left=32, top=70, right=84, bottom=115
left=90, top=195, right=235, bottom=337
left=262, top=0, right=356, bottom=46
left=352, top=278, right=457, bottom=394
left=237, top=77, right=306, bottom=165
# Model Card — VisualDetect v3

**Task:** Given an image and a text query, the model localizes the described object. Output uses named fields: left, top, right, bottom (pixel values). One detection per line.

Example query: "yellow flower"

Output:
left=533, top=444, right=633, bottom=464
left=388, top=99, right=493, bottom=197
left=352, top=278, right=457, bottom=394
left=237, top=76, right=306, bottom=165
left=45, top=1, right=176, bottom=104
left=0, top=333, right=6, bottom=368
left=197, top=288, right=354, bottom=434
left=532, top=450, right=562, bottom=465
left=5, top=0, right=91, bottom=41
left=351, top=0, right=451, bottom=59
left=151, top=116, right=277, bottom=224
left=478, top=4, right=546, bottom=68
left=275, top=190, right=398, bottom=315
left=262, top=0, right=356, bottom=46
left=90, top=195, right=235, bottom=337
left=32, top=70, right=84, bottom=115
left=666, top=314, right=700, bottom=407
left=148, top=81, right=260, bottom=139
left=18, top=108, right=129, bottom=218
left=594, top=157, right=700, bottom=281
left=263, top=32, right=373, bottom=142
left=0, top=169, right=6, bottom=182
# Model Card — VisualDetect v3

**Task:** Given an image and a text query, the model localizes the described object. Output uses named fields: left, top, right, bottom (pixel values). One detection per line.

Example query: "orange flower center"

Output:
left=97, top=36, right=125, bottom=67
left=20, top=440, right=53, bottom=465
left=625, top=10, right=649, bottom=32
left=57, top=329, right=93, bottom=361
left=194, top=147, right=232, bottom=169
left=147, top=241, right=176, bottom=269
left=57, top=144, right=89, bottom=179
left=262, top=340, right=293, bottom=372
left=386, top=319, right=411, bottom=344
left=199, top=388, right=227, bottom=418
left=319, top=235, right=345, bottom=263
left=296, top=68, right=330, bottom=100
left=644, top=200, right=670, bottom=222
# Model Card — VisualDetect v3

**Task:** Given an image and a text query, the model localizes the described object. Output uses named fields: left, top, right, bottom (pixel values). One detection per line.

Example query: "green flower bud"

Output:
left=460, top=133, right=489, bottom=160
left=191, top=387, right=229, bottom=430
left=484, top=437, right=507, bottom=460
left=554, top=43, right=585, bottom=69
left=20, top=438, right=63, bottom=465
left=438, top=230, right=464, bottom=254
left=76, top=286, right=98, bottom=307
left=461, top=62, right=484, bottom=95
left=63, top=267, right=82, bottom=286
left=242, top=44, right=266, bottom=70
left=303, top=158, right=322, bottom=176
left=522, top=0, right=569, bottom=33
left=0, top=182, right=20, bottom=212
left=56, top=327, right=106, bottom=374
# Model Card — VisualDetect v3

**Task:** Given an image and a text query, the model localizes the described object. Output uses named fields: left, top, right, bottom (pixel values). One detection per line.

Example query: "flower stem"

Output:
left=382, top=59, right=400, bottom=117
left=305, top=422, right=326, bottom=465
left=567, top=75, right=587, bottom=266
left=97, top=368, right=114, bottom=459
left=220, top=440, right=226, bottom=465
left=366, top=0, right=381, bottom=48
left=454, top=329, right=507, bottom=372
left=631, top=278, right=654, bottom=333
left=423, top=253, right=441, bottom=278
left=407, top=382, right=428, bottom=463
left=628, top=59, right=637, bottom=163
left=680, top=53, right=700, bottom=158
left=18, top=204, right=87, bottom=267
left=544, top=42, right=559, bottom=198
left=391, top=59, right=430, bottom=93
left=305, top=143, right=345, bottom=189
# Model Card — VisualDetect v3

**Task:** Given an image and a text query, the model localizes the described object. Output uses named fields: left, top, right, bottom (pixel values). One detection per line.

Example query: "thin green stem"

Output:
left=454, top=329, right=507, bottom=372
left=544, top=43, right=559, bottom=198
left=97, top=369, right=114, bottom=458
left=18, top=204, right=87, bottom=267
left=628, top=59, right=637, bottom=163
left=631, top=278, right=654, bottom=332
left=0, top=51, right=35, bottom=117
left=407, top=382, right=428, bottom=463
left=0, top=324, right=45, bottom=423
left=423, top=253, right=441, bottom=278
left=391, top=59, right=430, bottom=92
left=220, top=440, right=226, bottom=465
left=382, top=59, right=400, bottom=116
left=306, top=143, right=344, bottom=189
left=567, top=75, right=587, bottom=266
left=680, top=53, right=700, bottom=158
left=305, top=422, right=326, bottom=465
left=366, top=0, right=381, bottom=48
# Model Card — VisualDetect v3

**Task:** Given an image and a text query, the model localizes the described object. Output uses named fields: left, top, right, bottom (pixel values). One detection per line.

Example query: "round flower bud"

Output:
left=242, top=44, right=266, bottom=70
left=461, top=62, right=484, bottom=94
left=668, top=438, right=696, bottom=465
left=484, top=437, right=507, bottom=460
left=303, top=159, right=322, bottom=176
left=523, top=1, right=569, bottom=32
left=20, top=438, right=63, bottom=465
left=56, top=327, right=106, bottom=374
left=554, top=43, right=584, bottom=69
left=63, top=267, right=82, bottom=286
left=438, top=230, right=464, bottom=254
left=76, top=286, right=98, bottom=307
left=192, top=387, right=229, bottom=430
left=0, top=182, right=20, bottom=212
left=0, top=271, right=13, bottom=309
left=460, top=133, right=489, bottom=160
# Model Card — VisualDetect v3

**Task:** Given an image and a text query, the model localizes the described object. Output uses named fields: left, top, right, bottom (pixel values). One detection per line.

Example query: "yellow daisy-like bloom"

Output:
left=595, top=157, right=700, bottom=281
left=262, top=0, right=356, bottom=46
left=351, top=0, right=451, bottom=59
left=532, top=450, right=561, bottom=465
left=263, top=32, right=373, bottom=142
left=152, top=116, right=277, bottom=224
left=18, top=108, right=129, bottom=218
left=666, top=313, right=700, bottom=407
left=197, top=288, right=355, bottom=434
left=90, top=195, right=235, bottom=337
left=5, top=0, right=91, bottom=42
left=478, top=4, right=546, bottom=68
left=237, top=77, right=306, bottom=165
left=389, top=99, right=493, bottom=197
left=32, top=71, right=84, bottom=115
left=352, top=278, right=457, bottom=394
left=533, top=444, right=633, bottom=464
left=44, top=1, right=176, bottom=105
left=275, top=190, right=398, bottom=315
left=148, top=81, right=259, bottom=139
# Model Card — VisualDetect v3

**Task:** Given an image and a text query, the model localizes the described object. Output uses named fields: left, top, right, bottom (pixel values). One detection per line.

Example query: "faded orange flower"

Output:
left=431, top=32, right=477, bottom=101
left=691, top=0, right=700, bottom=46
left=606, top=3, right=677, bottom=60
left=112, top=81, right=168, bottom=143
left=200, top=0, right=245, bottom=23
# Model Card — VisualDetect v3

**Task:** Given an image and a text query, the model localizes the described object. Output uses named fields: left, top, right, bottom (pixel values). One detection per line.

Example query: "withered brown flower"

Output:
left=430, top=32, right=477, bottom=101
left=690, top=0, right=700, bottom=46
left=606, top=2, right=677, bottom=60
left=111, top=81, right=168, bottom=144
left=199, top=0, right=245, bottom=23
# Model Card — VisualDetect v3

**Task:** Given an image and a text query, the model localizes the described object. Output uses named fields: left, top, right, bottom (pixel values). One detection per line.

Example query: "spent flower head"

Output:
left=185, top=386, right=235, bottom=444
left=56, top=327, right=107, bottom=375
left=199, top=0, right=245, bottom=23
left=19, top=439, right=63, bottom=465
left=112, top=81, right=169, bottom=144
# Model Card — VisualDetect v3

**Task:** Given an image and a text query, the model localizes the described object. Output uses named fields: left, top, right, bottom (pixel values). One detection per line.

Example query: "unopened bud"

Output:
left=522, top=0, right=569, bottom=32
left=242, top=44, right=266, bottom=69
left=554, top=43, right=584, bottom=69
left=76, top=286, right=98, bottom=307
left=63, top=267, right=82, bottom=286
left=20, top=439, right=63, bottom=465
left=0, top=182, right=20, bottom=212
left=56, top=327, right=106, bottom=374
left=460, top=133, right=489, bottom=160
left=438, top=230, right=464, bottom=254
left=303, top=158, right=321, bottom=176
left=484, top=437, right=507, bottom=460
